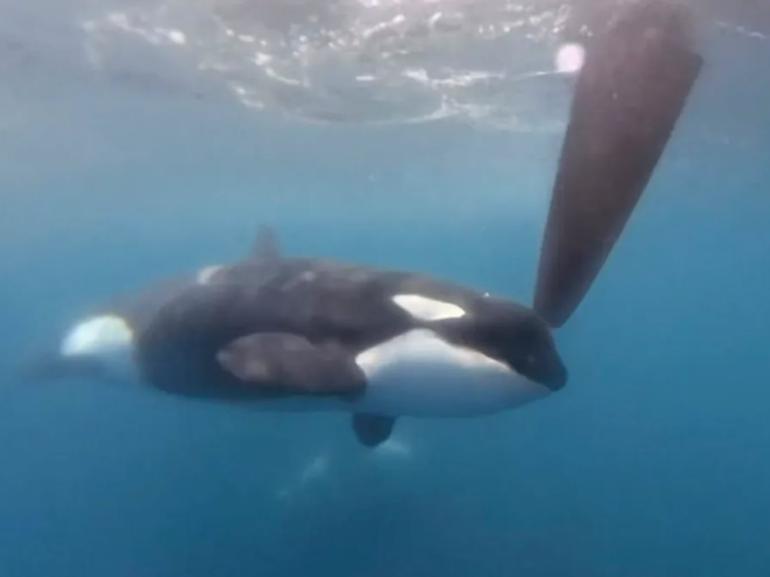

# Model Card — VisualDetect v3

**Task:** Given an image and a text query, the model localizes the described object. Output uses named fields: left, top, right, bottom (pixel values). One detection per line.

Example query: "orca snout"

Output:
left=493, top=313, right=568, bottom=391
left=523, top=346, right=567, bottom=391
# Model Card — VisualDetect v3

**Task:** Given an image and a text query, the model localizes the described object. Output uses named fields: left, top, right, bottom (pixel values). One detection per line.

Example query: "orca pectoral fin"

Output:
left=534, top=1, right=702, bottom=327
left=217, top=333, right=365, bottom=396
left=352, top=413, right=396, bottom=447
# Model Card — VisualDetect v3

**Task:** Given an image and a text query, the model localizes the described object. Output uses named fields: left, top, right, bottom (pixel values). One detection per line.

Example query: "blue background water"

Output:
left=2, top=4, right=770, bottom=577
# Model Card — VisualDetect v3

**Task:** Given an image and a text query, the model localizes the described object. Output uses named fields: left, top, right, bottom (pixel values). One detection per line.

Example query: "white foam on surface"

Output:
left=77, top=0, right=578, bottom=130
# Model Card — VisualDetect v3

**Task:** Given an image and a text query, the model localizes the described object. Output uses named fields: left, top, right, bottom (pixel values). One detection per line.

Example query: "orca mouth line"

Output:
left=542, top=361, right=568, bottom=392
left=517, top=353, right=567, bottom=392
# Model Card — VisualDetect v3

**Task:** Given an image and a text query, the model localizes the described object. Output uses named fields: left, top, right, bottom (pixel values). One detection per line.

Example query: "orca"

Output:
left=23, top=1, right=701, bottom=448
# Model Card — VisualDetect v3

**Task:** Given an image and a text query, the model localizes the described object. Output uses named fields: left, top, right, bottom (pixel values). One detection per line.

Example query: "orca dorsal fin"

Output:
left=252, top=226, right=281, bottom=262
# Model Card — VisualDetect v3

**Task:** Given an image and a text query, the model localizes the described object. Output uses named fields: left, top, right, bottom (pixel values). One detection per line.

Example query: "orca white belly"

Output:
left=350, top=329, right=551, bottom=417
left=351, top=363, right=549, bottom=417
left=221, top=329, right=552, bottom=418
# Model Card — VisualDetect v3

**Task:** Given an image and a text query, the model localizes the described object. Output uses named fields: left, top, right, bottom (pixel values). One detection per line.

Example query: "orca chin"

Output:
left=527, top=353, right=567, bottom=392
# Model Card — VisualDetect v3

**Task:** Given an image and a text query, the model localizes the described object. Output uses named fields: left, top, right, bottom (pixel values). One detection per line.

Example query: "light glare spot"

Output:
left=555, top=43, right=585, bottom=74
left=168, top=30, right=186, bottom=45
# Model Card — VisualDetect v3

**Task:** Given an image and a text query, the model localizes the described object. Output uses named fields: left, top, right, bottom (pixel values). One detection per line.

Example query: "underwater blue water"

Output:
left=2, top=4, right=770, bottom=577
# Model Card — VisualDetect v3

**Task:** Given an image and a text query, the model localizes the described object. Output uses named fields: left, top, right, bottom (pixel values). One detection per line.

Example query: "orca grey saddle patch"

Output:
left=217, top=332, right=366, bottom=396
